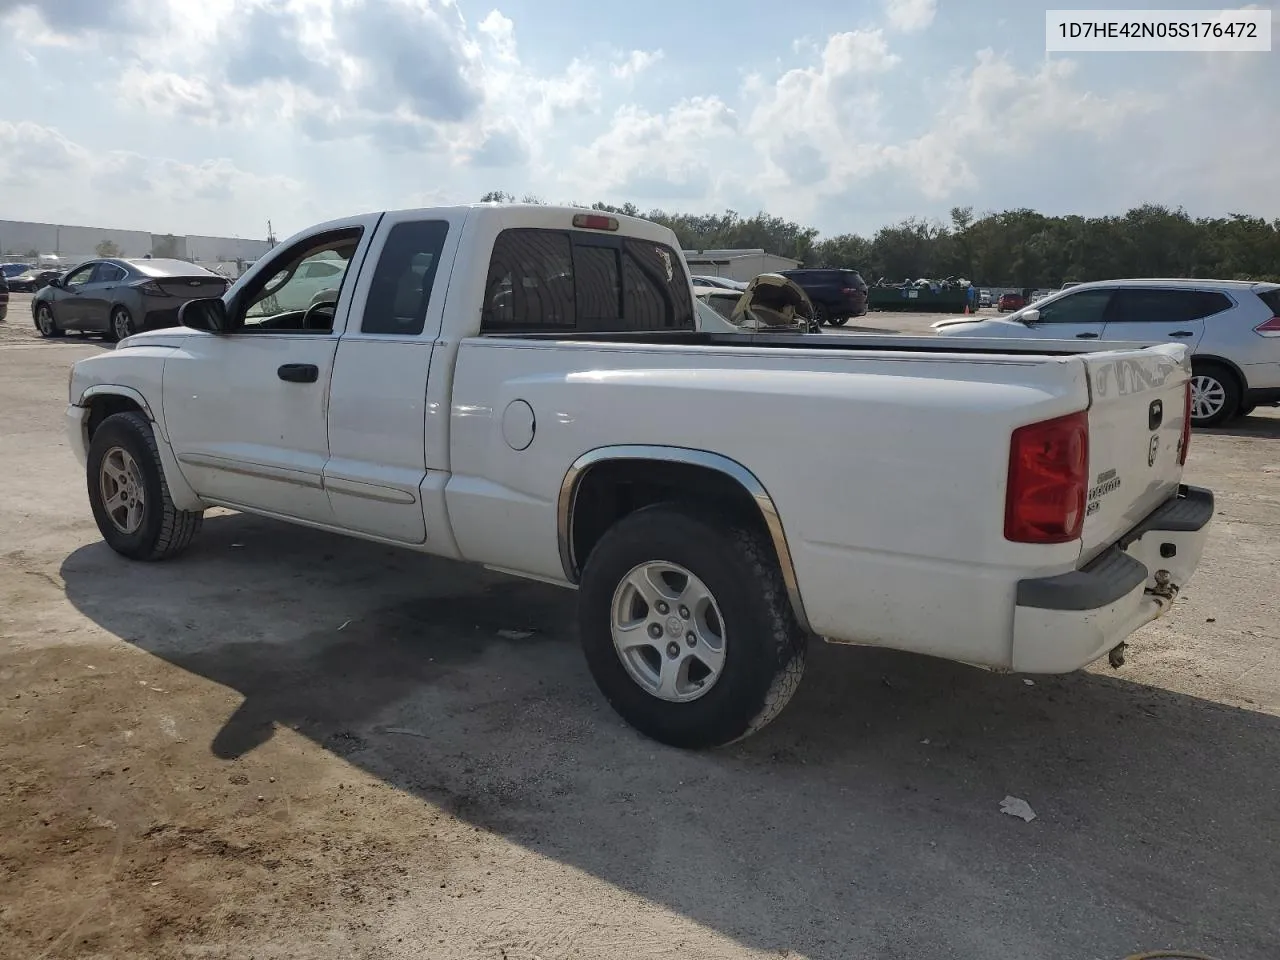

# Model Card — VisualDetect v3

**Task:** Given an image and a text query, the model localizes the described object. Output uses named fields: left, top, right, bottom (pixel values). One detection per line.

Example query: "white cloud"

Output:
left=4, top=0, right=594, bottom=169
left=611, top=48, right=664, bottom=80
left=567, top=96, right=740, bottom=200
left=890, top=50, right=1156, bottom=198
left=0, top=120, right=303, bottom=234
left=884, top=0, right=937, bottom=33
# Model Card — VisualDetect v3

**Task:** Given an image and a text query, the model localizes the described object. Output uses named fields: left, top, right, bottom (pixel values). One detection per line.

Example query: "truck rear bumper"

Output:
left=1010, top=484, right=1214, bottom=673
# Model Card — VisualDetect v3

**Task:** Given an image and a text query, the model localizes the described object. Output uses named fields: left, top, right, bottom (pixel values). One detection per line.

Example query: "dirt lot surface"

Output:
left=1, top=306, right=1278, bottom=959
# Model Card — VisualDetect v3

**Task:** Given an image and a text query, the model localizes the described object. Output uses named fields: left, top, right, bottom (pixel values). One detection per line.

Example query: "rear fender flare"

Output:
left=557, top=444, right=811, bottom=633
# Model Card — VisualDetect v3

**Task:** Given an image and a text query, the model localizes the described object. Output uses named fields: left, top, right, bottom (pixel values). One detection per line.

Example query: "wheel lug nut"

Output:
left=656, top=602, right=669, bottom=615
left=686, top=632, right=696, bottom=647
left=678, top=606, right=689, bottom=619
left=648, top=623, right=663, bottom=639
left=666, top=642, right=679, bottom=659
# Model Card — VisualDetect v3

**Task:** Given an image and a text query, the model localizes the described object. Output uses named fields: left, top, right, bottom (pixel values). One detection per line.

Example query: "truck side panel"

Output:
left=445, top=338, right=1093, bottom=668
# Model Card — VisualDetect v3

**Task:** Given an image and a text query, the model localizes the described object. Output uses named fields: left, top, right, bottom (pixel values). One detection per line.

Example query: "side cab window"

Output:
left=232, top=228, right=363, bottom=333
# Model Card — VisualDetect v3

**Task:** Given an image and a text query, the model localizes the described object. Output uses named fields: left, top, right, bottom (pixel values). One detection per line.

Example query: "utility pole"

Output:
left=266, top=221, right=276, bottom=249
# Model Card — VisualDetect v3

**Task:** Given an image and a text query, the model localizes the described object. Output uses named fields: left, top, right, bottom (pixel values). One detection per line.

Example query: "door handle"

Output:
left=1168, top=331, right=1194, bottom=338
left=277, top=363, right=319, bottom=383
left=1076, top=332, right=1099, bottom=339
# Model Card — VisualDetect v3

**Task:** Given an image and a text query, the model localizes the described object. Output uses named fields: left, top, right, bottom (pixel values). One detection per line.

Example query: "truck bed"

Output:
left=482, top=329, right=1151, bottom=358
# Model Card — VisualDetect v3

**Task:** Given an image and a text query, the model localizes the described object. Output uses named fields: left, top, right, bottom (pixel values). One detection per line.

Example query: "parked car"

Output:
left=9, top=267, right=60, bottom=292
left=253, top=254, right=347, bottom=312
left=933, top=278, right=1280, bottom=425
left=690, top=275, right=747, bottom=291
left=0, top=273, right=8, bottom=322
left=978, top=290, right=992, bottom=308
left=997, top=292, right=1026, bottom=312
left=779, top=268, right=867, bottom=325
left=31, top=257, right=230, bottom=341
left=65, top=204, right=1211, bottom=749
left=694, top=275, right=820, bottom=333
left=1, top=262, right=31, bottom=285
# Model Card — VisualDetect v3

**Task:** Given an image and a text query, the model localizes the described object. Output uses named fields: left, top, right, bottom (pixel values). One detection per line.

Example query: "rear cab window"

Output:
left=481, top=228, right=693, bottom=334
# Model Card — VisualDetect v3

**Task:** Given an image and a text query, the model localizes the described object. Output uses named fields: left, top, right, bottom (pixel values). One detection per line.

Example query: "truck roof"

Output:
left=296, top=203, right=678, bottom=248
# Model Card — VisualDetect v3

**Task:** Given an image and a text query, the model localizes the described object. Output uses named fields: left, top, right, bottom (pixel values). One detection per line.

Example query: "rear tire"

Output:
left=1189, top=361, right=1241, bottom=427
left=87, top=411, right=204, bottom=561
left=108, top=306, right=136, bottom=342
left=829, top=315, right=849, bottom=326
left=577, top=503, right=807, bottom=749
left=813, top=304, right=829, bottom=326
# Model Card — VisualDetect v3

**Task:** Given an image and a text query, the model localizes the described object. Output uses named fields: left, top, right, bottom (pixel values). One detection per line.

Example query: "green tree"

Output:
left=152, top=234, right=183, bottom=258
left=95, top=239, right=122, bottom=257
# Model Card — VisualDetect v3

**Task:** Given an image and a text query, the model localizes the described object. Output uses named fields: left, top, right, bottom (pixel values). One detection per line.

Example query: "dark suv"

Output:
left=779, top=268, right=868, bottom=325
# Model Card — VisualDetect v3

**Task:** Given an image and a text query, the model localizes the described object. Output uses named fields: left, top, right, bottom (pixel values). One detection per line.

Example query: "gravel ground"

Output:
left=1, top=299, right=1278, bottom=960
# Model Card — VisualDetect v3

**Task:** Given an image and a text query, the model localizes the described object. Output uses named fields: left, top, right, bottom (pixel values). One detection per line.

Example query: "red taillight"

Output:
left=571, top=213, right=619, bottom=231
left=1254, top=316, right=1280, bottom=336
left=1005, top=410, right=1089, bottom=544
left=1178, top=379, right=1192, bottom=465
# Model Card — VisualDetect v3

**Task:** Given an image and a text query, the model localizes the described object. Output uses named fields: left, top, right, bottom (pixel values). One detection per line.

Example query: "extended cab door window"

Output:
left=360, top=219, right=450, bottom=336
left=481, top=229, right=693, bottom=334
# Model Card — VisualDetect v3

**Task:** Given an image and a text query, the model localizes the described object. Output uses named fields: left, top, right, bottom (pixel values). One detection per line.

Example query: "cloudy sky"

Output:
left=1, top=0, right=1277, bottom=242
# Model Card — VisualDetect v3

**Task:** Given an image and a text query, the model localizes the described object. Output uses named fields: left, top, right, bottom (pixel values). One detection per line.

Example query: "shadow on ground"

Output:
left=1199, top=411, right=1280, bottom=440
left=60, top=512, right=1278, bottom=960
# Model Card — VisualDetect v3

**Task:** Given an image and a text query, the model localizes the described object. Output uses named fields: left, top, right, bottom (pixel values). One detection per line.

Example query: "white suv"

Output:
left=934, top=278, right=1280, bottom=425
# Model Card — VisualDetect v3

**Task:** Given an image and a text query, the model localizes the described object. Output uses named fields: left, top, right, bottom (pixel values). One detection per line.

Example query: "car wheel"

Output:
left=813, top=304, right=829, bottom=326
left=1189, top=362, right=1241, bottom=427
left=829, top=315, right=849, bottom=326
left=577, top=502, right=807, bottom=749
left=109, top=306, right=136, bottom=342
left=86, top=411, right=204, bottom=561
left=34, top=304, right=62, bottom=338
left=1236, top=404, right=1256, bottom=419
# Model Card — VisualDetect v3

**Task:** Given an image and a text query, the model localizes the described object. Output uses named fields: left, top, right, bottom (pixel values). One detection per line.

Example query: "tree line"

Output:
left=480, top=192, right=1280, bottom=286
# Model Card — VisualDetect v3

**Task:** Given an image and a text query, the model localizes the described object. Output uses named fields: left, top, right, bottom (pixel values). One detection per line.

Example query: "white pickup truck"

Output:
left=65, top=204, right=1214, bottom=748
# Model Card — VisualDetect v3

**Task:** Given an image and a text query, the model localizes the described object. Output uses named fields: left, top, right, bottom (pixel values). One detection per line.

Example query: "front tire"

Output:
left=87, top=411, right=203, bottom=560
left=829, top=315, right=849, bottom=326
left=813, top=304, right=829, bottom=326
left=1189, top=362, right=1241, bottom=427
left=577, top=503, right=807, bottom=749
left=35, top=304, right=62, bottom=338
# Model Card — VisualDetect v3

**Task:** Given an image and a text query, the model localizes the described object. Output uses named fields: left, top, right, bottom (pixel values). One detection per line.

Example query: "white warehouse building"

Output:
left=682, top=248, right=801, bottom=283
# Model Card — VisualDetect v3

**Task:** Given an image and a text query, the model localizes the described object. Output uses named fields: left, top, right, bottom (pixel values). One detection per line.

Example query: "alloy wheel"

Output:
left=610, top=560, right=727, bottom=703
left=98, top=446, right=147, bottom=534
left=1191, top=374, right=1227, bottom=421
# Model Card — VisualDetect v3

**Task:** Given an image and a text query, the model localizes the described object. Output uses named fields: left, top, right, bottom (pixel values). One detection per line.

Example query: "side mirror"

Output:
left=1020, top=308, right=1040, bottom=325
left=179, top=297, right=230, bottom=333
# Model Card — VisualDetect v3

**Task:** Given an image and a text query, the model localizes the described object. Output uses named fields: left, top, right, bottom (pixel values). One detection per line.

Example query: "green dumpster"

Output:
left=867, top=285, right=969, bottom=313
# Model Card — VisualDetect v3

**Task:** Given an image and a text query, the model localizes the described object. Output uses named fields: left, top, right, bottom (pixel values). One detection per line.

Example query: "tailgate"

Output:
left=1078, top=344, right=1190, bottom=562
